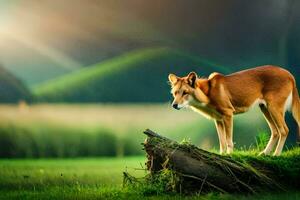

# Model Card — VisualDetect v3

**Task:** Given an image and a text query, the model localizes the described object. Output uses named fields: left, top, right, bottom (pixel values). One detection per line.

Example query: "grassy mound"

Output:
left=124, top=129, right=300, bottom=195
left=0, top=65, right=31, bottom=103
left=230, top=148, right=300, bottom=185
left=124, top=147, right=300, bottom=195
left=33, top=47, right=231, bottom=102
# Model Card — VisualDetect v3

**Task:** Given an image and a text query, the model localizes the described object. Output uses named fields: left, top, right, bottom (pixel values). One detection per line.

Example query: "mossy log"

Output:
left=143, top=129, right=297, bottom=194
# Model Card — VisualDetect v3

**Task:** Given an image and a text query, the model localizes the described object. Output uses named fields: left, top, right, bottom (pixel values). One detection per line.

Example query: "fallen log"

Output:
left=141, top=129, right=299, bottom=194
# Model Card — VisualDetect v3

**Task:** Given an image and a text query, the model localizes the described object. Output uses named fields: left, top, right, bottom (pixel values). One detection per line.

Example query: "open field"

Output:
left=0, top=157, right=146, bottom=190
left=0, top=103, right=270, bottom=158
left=0, top=156, right=299, bottom=200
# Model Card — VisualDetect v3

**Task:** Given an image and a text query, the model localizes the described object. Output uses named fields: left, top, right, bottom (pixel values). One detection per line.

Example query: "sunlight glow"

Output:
left=0, top=1, right=81, bottom=70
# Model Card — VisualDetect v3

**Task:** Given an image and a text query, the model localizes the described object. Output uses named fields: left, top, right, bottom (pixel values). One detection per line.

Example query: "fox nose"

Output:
left=172, top=103, right=179, bottom=110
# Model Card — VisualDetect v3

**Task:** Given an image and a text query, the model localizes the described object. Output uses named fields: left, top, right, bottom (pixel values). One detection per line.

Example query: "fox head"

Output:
left=168, top=71, right=210, bottom=110
left=168, top=72, right=198, bottom=110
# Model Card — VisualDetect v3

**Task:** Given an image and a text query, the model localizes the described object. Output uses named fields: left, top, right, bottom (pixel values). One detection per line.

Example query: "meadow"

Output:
left=0, top=156, right=299, bottom=200
left=0, top=157, right=145, bottom=199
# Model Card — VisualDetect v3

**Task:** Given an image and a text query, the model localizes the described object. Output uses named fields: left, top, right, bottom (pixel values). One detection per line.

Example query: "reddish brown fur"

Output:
left=169, top=65, right=300, bottom=156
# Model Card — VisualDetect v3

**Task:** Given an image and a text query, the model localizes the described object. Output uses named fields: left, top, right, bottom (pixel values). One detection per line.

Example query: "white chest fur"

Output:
left=188, top=99, right=223, bottom=120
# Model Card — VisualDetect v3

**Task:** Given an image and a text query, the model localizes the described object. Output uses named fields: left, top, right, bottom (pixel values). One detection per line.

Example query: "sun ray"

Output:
left=0, top=28, right=81, bottom=70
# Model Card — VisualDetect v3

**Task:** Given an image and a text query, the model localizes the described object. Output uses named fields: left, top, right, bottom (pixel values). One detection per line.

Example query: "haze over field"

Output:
left=0, top=104, right=269, bottom=158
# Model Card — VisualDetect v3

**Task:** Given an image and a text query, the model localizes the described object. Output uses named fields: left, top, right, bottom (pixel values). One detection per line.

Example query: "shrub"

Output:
left=0, top=124, right=121, bottom=158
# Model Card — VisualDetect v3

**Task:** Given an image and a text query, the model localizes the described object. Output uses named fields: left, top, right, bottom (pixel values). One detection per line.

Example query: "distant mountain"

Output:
left=0, top=65, right=31, bottom=103
left=33, top=47, right=232, bottom=102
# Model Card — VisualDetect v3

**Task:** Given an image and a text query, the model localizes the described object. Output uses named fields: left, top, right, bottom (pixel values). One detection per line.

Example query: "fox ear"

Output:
left=168, top=74, right=178, bottom=84
left=187, top=71, right=197, bottom=87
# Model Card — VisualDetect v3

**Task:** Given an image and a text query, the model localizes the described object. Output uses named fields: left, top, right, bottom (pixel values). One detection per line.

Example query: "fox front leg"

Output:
left=223, top=115, right=234, bottom=154
left=214, top=120, right=227, bottom=154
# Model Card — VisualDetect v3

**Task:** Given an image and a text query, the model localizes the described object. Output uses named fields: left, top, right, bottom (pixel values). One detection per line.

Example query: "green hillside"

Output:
left=0, top=66, right=31, bottom=103
left=33, top=47, right=232, bottom=102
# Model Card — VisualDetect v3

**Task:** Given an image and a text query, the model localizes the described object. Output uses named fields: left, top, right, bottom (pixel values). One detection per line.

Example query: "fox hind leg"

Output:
left=259, top=104, right=279, bottom=155
left=267, top=104, right=289, bottom=156
left=271, top=110, right=289, bottom=156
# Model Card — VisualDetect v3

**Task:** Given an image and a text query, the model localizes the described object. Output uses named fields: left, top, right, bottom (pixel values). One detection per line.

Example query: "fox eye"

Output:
left=182, top=91, right=188, bottom=95
left=174, top=91, right=178, bottom=95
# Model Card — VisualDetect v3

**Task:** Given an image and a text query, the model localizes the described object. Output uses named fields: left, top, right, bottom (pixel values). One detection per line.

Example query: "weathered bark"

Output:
left=143, top=129, right=287, bottom=194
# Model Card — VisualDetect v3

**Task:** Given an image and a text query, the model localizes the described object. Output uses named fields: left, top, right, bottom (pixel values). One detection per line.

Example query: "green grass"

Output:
left=33, top=47, right=232, bottom=102
left=0, top=156, right=299, bottom=200
left=1, top=187, right=299, bottom=200
left=230, top=148, right=300, bottom=182
left=0, top=157, right=146, bottom=189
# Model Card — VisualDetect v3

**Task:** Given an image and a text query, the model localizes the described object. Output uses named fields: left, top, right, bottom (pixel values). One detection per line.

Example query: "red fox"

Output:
left=168, top=65, right=299, bottom=156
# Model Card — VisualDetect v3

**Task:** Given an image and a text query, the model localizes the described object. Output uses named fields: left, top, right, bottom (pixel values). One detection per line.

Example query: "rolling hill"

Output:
left=0, top=65, right=31, bottom=103
left=33, top=47, right=232, bottom=102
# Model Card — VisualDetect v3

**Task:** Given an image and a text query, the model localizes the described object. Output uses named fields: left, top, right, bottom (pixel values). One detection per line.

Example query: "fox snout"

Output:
left=172, top=103, right=180, bottom=110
